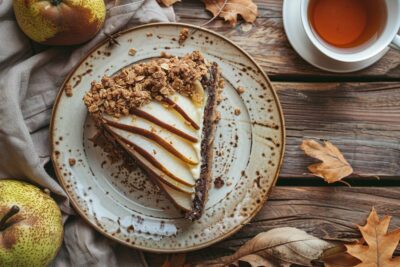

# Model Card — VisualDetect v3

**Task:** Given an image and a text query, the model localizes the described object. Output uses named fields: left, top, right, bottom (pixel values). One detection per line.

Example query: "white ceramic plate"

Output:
left=283, top=0, right=388, bottom=73
left=50, top=23, right=285, bottom=252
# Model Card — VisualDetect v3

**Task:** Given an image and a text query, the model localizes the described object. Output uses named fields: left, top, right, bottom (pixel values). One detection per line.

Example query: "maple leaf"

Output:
left=204, top=0, right=258, bottom=26
left=345, top=208, right=400, bottom=267
left=300, top=139, right=353, bottom=183
left=157, top=0, right=181, bottom=7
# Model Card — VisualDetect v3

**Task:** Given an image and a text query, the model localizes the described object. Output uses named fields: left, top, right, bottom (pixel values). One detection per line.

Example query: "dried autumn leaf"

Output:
left=157, top=0, right=180, bottom=7
left=300, top=139, right=353, bottom=183
left=321, top=245, right=361, bottom=267
left=204, top=0, right=258, bottom=26
left=195, top=227, right=335, bottom=267
left=235, top=254, right=277, bottom=267
left=345, top=208, right=400, bottom=267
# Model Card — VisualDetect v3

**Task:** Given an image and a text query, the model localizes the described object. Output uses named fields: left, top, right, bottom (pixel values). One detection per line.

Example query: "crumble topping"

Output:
left=65, top=83, right=73, bottom=97
left=83, top=51, right=211, bottom=118
left=128, top=48, right=137, bottom=56
left=179, top=28, right=189, bottom=45
left=68, top=158, right=76, bottom=166
left=234, top=108, right=241, bottom=116
left=237, top=86, right=245, bottom=94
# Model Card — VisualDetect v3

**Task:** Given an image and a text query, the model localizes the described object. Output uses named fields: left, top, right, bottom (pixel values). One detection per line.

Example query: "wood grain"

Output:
left=144, top=187, right=400, bottom=265
left=174, top=0, right=400, bottom=79
left=275, top=82, right=400, bottom=179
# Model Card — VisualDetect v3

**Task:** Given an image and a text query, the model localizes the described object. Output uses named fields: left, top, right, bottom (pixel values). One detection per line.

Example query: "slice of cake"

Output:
left=83, top=51, right=223, bottom=220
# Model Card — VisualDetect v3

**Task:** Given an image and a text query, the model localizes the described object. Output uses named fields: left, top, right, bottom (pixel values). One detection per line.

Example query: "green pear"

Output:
left=0, top=179, right=63, bottom=267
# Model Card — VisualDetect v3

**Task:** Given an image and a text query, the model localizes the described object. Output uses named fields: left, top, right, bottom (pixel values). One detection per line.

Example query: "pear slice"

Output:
left=112, top=134, right=193, bottom=210
left=103, top=115, right=199, bottom=165
left=164, top=93, right=205, bottom=130
left=107, top=126, right=196, bottom=187
left=136, top=101, right=198, bottom=141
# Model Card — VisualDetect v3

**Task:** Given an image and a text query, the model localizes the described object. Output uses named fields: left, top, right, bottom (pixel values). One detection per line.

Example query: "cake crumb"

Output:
left=234, top=108, right=241, bottom=116
left=128, top=48, right=137, bottom=56
left=226, top=181, right=232, bottom=186
left=146, top=32, right=153, bottom=37
left=179, top=28, right=189, bottom=45
left=236, top=86, right=245, bottom=94
left=68, top=158, right=76, bottom=166
left=160, top=51, right=172, bottom=58
left=214, top=177, right=224, bottom=188
left=65, top=83, right=73, bottom=97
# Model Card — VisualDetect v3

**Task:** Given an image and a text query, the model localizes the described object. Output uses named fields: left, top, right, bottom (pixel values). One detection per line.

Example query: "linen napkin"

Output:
left=0, top=0, right=175, bottom=266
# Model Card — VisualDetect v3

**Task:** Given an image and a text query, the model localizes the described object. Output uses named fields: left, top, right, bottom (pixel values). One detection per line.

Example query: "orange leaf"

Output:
left=204, top=0, right=258, bottom=26
left=300, top=139, right=353, bottom=183
left=157, top=0, right=181, bottom=7
left=345, top=208, right=400, bottom=267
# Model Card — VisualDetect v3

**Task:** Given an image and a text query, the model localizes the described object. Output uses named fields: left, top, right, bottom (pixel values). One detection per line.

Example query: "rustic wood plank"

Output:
left=275, top=82, right=400, bottom=179
left=174, top=0, right=400, bottom=79
left=144, top=187, right=400, bottom=265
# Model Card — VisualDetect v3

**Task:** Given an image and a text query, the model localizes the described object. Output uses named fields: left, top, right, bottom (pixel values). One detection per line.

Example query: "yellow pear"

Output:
left=0, top=179, right=63, bottom=267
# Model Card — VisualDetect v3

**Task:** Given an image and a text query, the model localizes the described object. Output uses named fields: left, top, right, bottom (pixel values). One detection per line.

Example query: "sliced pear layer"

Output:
left=159, top=182, right=192, bottom=211
left=112, top=133, right=193, bottom=211
left=108, top=126, right=196, bottom=187
left=104, top=115, right=199, bottom=165
left=113, top=136, right=194, bottom=195
left=137, top=101, right=198, bottom=141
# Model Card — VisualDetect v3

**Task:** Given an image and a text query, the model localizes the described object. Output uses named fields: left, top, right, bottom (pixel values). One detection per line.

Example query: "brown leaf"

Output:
left=162, top=254, right=186, bottom=267
left=321, top=245, right=361, bottom=267
left=345, top=208, right=400, bottom=267
left=204, top=0, right=258, bottom=26
left=195, top=227, right=335, bottom=267
left=236, top=254, right=277, bottom=267
left=157, top=0, right=181, bottom=7
left=300, top=139, right=353, bottom=183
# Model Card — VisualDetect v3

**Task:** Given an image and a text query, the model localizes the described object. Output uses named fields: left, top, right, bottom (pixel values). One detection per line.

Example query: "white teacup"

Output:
left=300, top=0, right=400, bottom=63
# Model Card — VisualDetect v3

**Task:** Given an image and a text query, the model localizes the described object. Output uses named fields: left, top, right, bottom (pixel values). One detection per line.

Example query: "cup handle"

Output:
left=391, top=34, right=400, bottom=51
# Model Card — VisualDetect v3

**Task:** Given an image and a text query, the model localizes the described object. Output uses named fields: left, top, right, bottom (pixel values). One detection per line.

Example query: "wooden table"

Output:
left=144, top=0, right=400, bottom=265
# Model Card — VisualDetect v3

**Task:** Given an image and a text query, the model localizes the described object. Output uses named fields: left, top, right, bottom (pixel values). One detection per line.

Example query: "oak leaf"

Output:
left=345, top=208, right=400, bottom=267
left=300, top=139, right=353, bottom=183
left=204, top=0, right=258, bottom=26
left=157, top=0, right=180, bottom=7
left=195, top=227, right=335, bottom=267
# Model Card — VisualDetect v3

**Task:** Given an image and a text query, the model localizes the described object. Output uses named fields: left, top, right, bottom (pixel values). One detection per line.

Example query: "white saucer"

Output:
left=282, top=0, right=388, bottom=73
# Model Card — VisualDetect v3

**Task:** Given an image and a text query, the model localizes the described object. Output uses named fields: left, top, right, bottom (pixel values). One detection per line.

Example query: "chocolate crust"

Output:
left=185, top=63, right=221, bottom=221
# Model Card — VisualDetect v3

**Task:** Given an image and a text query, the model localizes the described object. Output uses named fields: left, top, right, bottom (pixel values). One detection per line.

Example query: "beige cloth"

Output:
left=0, top=0, right=174, bottom=266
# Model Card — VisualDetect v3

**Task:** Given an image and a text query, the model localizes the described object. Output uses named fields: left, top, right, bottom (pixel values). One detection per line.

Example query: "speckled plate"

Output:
left=50, top=23, right=285, bottom=252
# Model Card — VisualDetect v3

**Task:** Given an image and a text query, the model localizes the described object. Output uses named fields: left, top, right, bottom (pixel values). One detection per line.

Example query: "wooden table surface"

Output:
left=144, top=0, right=400, bottom=265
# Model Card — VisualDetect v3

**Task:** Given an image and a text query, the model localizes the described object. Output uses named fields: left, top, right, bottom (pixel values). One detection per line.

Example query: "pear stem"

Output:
left=0, top=205, right=20, bottom=231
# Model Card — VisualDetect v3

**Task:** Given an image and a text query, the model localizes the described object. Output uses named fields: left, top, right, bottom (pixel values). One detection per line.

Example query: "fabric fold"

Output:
left=0, top=0, right=175, bottom=265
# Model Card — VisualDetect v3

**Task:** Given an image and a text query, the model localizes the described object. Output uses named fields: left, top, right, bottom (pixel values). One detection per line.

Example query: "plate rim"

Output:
left=50, top=22, right=286, bottom=253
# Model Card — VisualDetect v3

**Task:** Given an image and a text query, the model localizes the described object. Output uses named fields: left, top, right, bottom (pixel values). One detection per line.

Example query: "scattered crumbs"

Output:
left=214, top=111, right=221, bottom=122
left=237, top=86, right=245, bottom=94
left=214, top=177, right=224, bottom=188
left=179, top=27, right=189, bottom=45
left=68, top=158, right=76, bottom=166
left=128, top=48, right=137, bottom=56
left=65, top=83, right=73, bottom=97
left=234, top=108, right=241, bottom=116
left=226, top=180, right=232, bottom=186
left=160, top=51, right=172, bottom=58
left=146, top=32, right=153, bottom=37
